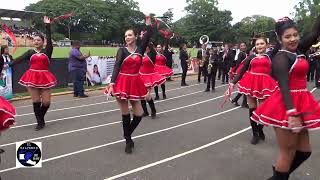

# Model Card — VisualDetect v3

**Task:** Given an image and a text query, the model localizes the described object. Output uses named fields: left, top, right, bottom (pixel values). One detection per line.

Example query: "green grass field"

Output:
left=11, top=47, right=198, bottom=59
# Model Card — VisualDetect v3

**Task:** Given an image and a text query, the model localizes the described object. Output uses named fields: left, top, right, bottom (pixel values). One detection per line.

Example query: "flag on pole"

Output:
left=1, top=23, right=17, bottom=54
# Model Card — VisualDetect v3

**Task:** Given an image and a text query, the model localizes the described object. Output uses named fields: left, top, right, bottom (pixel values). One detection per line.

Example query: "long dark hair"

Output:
left=0, top=45, right=9, bottom=55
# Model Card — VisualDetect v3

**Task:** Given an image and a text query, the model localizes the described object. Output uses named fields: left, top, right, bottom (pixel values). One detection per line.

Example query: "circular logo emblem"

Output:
left=16, top=142, right=42, bottom=167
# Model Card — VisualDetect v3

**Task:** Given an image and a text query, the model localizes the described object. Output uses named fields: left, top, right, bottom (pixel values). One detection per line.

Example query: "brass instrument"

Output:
left=207, top=55, right=213, bottom=74
left=207, top=63, right=213, bottom=74
left=199, top=35, right=209, bottom=45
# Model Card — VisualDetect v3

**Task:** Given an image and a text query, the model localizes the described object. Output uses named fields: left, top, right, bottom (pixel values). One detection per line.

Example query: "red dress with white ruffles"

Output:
left=252, top=55, right=320, bottom=130
left=0, top=96, right=16, bottom=131
left=154, top=54, right=174, bottom=77
left=237, top=55, right=278, bottom=99
left=139, top=56, right=166, bottom=88
left=105, top=53, right=148, bottom=100
left=19, top=53, right=57, bottom=88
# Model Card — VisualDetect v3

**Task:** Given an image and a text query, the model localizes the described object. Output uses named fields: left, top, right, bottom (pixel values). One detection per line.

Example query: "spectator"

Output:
left=68, top=40, right=90, bottom=98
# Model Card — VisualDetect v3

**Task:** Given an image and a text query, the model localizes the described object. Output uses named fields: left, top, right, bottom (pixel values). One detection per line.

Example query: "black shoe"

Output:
left=258, top=126, right=265, bottom=141
left=259, top=131, right=266, bottom=141
left=251, top=135, right=260, bottom=145
left=142, top=112, right=149, bottom=117
left=73, top=94, right=78, bottom=97
left=34, top=123, right=45, bottom=131
left=241, top=103, right=249, bottom=108
left=221, top=82, right=225, bottom=84
left=231, top=99, right=240, bottom=106
left=267, top=168, right=289, bottom=180
left=125, top=139, right=134, bottom=154
left=78, top=94, right=89, bottom=98
left=155, top=96, right=160, bottom=100
left=0, top=148, right=5, bottom=154
left=151, top=112, right=156, bottom=119
left=204, top=89, right=210, bottom=92
left=163, top=94, right=167, bottom=99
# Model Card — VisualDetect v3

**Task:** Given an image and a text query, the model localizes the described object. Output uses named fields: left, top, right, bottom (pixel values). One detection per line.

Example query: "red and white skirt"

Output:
left=105, top=73, right=148, bottom=101
left=154, top=65, right=174, bottom=77
left=251, top=89, right=320, bottom=130
left=0, top=96, right=16, bottom=131
left=19, top=69, right=57, bottom=88
left=237, top=71, right=278, bottom=99
left=139, top=72, right=166, bottom=88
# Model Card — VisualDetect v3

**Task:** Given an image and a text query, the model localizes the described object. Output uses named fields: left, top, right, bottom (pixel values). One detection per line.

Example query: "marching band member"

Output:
left=139, top=42, right=166, bottom=119
left=180, top=43, right=189, bottom=86
left=0, top=55, right=16, bottom=154
left=252, top=16, right=320, bottom=180
left=205, top=48, right=221, bottom=92
left=197, top=44, right=209, bottom=83
left=154, top=44, right=174, bottom=100
left=230, top=42, right=249, bottom=107
left=11, top=16, right=55, bottom=131
left=105, top=16, right=153, bottom=154
left=230, top=35, right=278, bottom=145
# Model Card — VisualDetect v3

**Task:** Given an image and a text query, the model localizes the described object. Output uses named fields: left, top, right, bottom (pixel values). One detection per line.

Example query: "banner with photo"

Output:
left=172, top=54, right=182, bottom=74
left=0, top=65, right=13, bottom=99
left=86, top=56, right=115, bottom=86
left=172, top=55, right=199, bottom=75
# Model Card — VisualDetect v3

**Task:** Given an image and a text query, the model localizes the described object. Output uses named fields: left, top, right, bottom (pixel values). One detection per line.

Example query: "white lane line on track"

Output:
left=0, top=107, right=241, bottom=173
left=1, top=89, right=233, bottom=147
left=14, top=80, right=197, bottom=109
left=11, top=85, right=228, bottom=129
left=105, top=126, right=251, bottom=180
left=311, top=87, right=317, bottom=93
left=16, top=83, right=211, bottom=117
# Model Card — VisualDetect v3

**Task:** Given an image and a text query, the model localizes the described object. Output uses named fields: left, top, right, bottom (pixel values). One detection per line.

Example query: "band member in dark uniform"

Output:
left=221, top=44, right=235, bottom=84
left=197, top=44, right=209, bottom=83
left=311, top=47, right=320, bottom=88
left=307, top=47, right=316, bottom=82
left=11, top=16, right=55, bottom=131
left=252, top=16, right=320, bottom=180
left=180, top=43, right=189, bottom=86
left=205, top=48, right=221, bottom=92
left=164, top=40, right=174, bottom=81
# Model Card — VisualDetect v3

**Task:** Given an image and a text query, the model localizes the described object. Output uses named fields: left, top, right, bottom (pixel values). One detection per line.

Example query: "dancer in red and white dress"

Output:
left=12, top=16, right=55, bottom=131
left=0, top=56, right=16, bottom=154
left=154, top=43, right=174, bottom=100
left=252, top=16, right=320, bottom=180
left=230, top=35, right=278, bottom=145
left=0, top=55, right=16, bottom=132
left=105, top=16, right=153, bottom=154
left=139, top=42, right=166, bottom=119
left=229, top=42, right=249, bottom=107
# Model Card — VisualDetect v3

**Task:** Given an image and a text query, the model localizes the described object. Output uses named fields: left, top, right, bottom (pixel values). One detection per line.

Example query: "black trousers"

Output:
left=198, top=66, right=207, bottom=83
left=217, top=63, right=222, bottom=80
left=181, top=63, right=188, bottom=85
left=206, top=65, right=218, bottom=90
left=308, top=60, right=316, bottom=81
left=221, top=64, right=230, bottom=83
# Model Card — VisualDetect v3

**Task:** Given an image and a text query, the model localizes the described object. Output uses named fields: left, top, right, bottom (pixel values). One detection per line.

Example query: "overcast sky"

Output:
left=2, top=0, right=299, bottom=23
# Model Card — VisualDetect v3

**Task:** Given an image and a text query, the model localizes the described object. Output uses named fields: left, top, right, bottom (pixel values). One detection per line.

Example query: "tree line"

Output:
left=25, top=0, right=319, bottom=45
